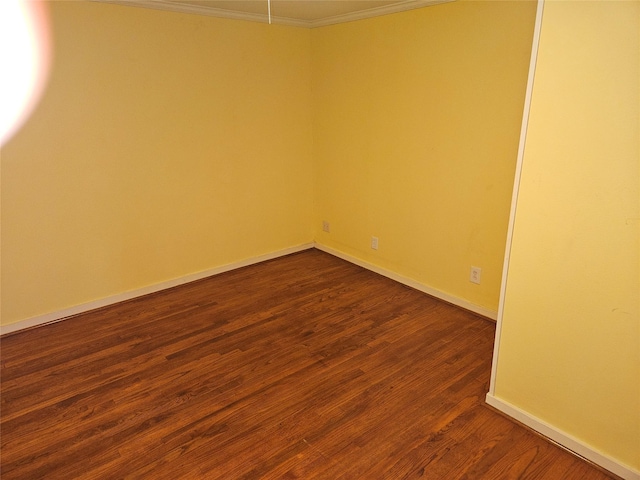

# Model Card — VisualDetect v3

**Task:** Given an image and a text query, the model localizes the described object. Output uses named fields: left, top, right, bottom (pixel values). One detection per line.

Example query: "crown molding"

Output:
left=91, top=0, right=455, bottom=28
left=92, top=0, right=308, bottom=27
left=310, top=0, right=454, bottom=28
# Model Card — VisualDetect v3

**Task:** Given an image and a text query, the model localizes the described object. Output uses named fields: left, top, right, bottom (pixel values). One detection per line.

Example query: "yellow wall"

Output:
left=494, top=0, right=640, bottom=470
left=311, top=0, right=537, bottom=312
left=1, top=2, right=314, bottom=324
left=2, top=1, right=538, bottom=327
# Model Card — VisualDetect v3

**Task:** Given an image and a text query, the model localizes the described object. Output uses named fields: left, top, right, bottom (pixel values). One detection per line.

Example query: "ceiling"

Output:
left=98, top=0, right=454, bottom=28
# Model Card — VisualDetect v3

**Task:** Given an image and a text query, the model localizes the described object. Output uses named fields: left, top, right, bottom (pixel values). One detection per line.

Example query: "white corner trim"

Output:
left=488, top=0, right=545, bottom=396
left=91, top=0, right=454, bottom=28
left=0, top=243, right=314, bottom=336
left=309, top=0, right=455, bottom=28
left=485, top=394, right=640, bottom=480
left=314, top=242, right=497, bottom=321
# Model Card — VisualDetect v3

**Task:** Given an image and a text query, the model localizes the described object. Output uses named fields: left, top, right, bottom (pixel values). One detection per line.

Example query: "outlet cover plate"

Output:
left=470, top=266, right=482, bottom=284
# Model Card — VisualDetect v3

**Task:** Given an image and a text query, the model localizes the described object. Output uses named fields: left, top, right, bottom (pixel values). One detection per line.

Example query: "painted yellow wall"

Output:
left=2, top=1, right=539, bottom=326
left=1, top=2, right=314, bottom=325
left=311, top=0, right=537, bottom=313
left=494, top=0, right=640, bottom=470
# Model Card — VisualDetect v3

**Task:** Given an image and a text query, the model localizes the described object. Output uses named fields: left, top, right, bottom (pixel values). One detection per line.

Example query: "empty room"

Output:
left=1, top=0, right=638, bottom=478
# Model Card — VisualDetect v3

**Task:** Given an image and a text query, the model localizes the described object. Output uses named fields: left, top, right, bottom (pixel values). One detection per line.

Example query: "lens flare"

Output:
left=0, top=0, right=51, bottom=146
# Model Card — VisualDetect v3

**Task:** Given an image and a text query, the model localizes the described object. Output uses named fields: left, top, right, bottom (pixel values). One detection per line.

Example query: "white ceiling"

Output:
left=98, top=0, right=454, bottom=28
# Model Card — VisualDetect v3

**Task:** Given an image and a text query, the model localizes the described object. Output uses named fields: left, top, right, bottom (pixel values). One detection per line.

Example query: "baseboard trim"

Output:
left=313, top=243, right=497, bottom=321
left=1, top=242, right=496, bottom=335
left=0, top=243, right=315, bottom=336
left=485, top=394, right=640, bottom=480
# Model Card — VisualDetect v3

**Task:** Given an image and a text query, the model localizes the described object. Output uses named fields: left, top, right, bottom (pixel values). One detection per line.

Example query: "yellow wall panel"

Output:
left=494, top=0, right=640, bottom=470
left=1, top=2, right=314, bottom=325
left=311, top=0, right=537, bottom=312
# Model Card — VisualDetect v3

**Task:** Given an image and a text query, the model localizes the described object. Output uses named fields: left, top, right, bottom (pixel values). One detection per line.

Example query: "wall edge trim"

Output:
left=314, top=242, right=497, bottom=320
left=488, top=0, right=546, bottom=395
left=485, top=394, right=640, bottom=480
left=0, top=243, right=315, bottom=336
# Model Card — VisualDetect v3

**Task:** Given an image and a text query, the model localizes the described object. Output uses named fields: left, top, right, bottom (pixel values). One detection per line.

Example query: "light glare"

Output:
left=0, top=0, right=51, bottom=146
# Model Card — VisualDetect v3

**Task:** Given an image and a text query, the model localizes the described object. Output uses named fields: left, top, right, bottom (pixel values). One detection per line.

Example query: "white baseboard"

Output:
left=0, top=243, right=314, bottom=336
left=485, top=393, right=640, bottom=480
left=313, top=243, right=498, bottom=321
left=1, top=242, right=495, bottom=335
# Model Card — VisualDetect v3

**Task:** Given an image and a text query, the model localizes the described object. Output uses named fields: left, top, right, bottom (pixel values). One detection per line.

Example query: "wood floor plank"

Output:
left=0, top=249, right=616, bottom=479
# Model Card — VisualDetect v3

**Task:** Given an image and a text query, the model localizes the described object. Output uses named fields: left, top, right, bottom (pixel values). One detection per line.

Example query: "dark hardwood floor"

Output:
left=1, top=249, right=615, bottom=479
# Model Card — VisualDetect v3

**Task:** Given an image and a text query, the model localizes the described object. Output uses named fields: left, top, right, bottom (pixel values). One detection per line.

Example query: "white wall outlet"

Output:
left=371, top=236, right=379, bottom=250
left=322, top=221, right=330, bottom=233
left=470, top=266, right=482, bottom=284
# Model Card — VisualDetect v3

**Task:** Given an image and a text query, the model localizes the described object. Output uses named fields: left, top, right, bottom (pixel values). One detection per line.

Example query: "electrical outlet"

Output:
left=322, top=221, right=330, bottom=233
left=371, top=236, right=379, bottom=250
left=470, top=266, right=482, bottom=284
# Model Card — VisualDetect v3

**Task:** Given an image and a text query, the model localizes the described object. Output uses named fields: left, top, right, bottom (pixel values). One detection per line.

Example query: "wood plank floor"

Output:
left=1, top=249, right=615, bottom=479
